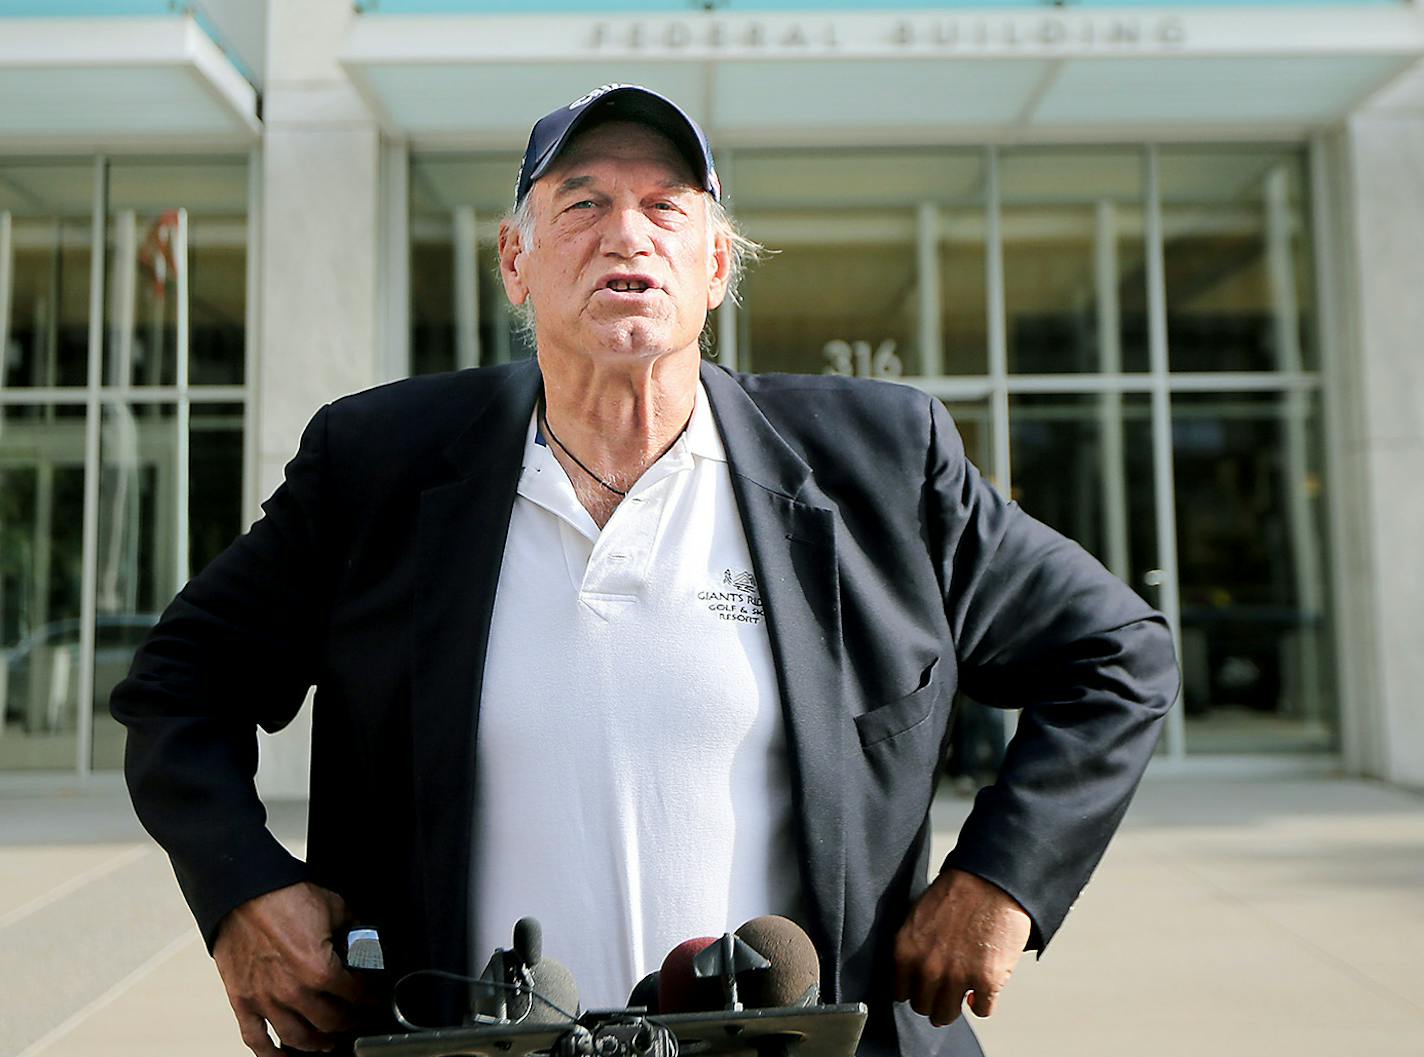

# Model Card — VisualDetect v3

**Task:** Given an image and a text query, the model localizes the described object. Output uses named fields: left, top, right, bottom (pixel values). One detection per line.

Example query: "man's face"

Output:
left=498, top=121, right=732, bottom=364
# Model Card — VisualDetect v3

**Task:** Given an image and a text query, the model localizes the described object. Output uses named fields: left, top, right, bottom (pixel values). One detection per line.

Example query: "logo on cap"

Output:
left=567, top=83, right=646, bottom=110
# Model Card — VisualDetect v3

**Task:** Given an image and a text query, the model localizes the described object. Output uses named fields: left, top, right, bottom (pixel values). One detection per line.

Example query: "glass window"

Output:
left=1172, top=390, right=1333, bottom=752
left=1, top=155, right=250, bottom=774
left=189, top=403, right=245, bottom=575
left=409, top=153, right=532, bottom=376
left=1000, top=149, right=1148, bottom=375
left=0, top=405, right=88, bottom=770
left=105, top=157, right=249, bottom=387
left=1159, top=148, right=1317, bottom=373
left=0, top=160, right=95, bottom=389
left=733, top=150, right=987, bottom=378
left=1009, top=392, right=1157, bottom=603
left=89, top=401, right=177, bottom=769
left=88, top=400, right=246, bottom=770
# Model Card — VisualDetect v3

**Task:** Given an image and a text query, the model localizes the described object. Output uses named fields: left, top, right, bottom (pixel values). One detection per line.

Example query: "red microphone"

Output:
left=656, top=937, right=721, bottom=1013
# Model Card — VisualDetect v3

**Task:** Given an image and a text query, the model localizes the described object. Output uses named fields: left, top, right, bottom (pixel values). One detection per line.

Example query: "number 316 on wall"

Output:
left=822, top=339, right=904, bottom=379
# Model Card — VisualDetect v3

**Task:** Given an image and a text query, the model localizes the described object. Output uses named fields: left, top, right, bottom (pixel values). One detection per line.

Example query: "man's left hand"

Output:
left=893, top=867, right=1032, bottom=1027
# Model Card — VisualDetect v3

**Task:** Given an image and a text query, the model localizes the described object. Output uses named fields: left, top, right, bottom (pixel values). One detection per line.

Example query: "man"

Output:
left=112, top=85, right=1178, bottom=1057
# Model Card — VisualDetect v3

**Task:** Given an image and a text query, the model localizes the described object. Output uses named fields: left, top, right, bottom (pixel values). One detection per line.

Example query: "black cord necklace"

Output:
left=538, top=400, right=628, bottom=498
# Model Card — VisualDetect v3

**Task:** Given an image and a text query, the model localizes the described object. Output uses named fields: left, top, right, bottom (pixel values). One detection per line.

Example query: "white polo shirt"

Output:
left=470, top=383, right=800, bottom=1009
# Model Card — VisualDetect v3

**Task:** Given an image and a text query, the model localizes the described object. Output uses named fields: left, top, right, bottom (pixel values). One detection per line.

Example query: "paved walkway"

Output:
left=1, top=775, right=1421, bottom=1057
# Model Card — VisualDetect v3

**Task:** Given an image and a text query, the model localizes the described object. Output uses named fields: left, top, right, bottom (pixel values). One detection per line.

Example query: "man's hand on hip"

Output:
left=893, top=867, right=1032, bottom=1027
left=213, top=881, right=368, bottom=1055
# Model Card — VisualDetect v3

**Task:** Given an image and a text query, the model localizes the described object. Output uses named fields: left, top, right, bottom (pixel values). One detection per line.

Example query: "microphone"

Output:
left=471, top=917, right=579, bottom=1024
left=734, top=916, right=821, bottom=1008
left=656, top=936, right=721, bottom=1013
left=513, top=916, right=542, bottom=968
left=628, top=971, right=660, bottom=1013
left=656, top=919, right=819, bottom=1013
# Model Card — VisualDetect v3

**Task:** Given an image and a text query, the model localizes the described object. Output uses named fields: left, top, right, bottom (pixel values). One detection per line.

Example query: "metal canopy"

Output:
left=0, top=16, right=259, bottom=146
left=342, top=6, right=1424, bottom=146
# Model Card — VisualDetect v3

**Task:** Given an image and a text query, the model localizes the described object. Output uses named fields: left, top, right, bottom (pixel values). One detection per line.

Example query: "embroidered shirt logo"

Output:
left=697, top=569, right=764, bottom=625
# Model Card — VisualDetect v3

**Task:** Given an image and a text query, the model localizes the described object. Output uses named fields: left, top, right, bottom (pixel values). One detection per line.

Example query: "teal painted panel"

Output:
left=351, top=0, right=1405, bottom=12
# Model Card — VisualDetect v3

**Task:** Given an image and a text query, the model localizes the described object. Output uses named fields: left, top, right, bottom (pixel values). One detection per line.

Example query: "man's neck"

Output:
left=536, top=347, right=700, bottom=528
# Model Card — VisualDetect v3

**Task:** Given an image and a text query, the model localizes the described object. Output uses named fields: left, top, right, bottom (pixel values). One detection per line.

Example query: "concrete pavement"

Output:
left=1, top=775, right=1421, bottom=1057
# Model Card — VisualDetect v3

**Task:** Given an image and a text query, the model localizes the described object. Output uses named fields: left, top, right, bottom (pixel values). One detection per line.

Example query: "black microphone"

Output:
left=513, top=916, right=542, bottom=969
left=734, top=915, right=821, bottom=1008
left=471, top=917, right=579, bottom=1025
left=628, top=970, right=661, bottom=1013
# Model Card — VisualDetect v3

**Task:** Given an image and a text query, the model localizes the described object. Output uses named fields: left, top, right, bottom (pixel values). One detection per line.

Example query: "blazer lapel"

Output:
left=410, top=359, right=541, bottom=975
left=700, top=362, right=848, bottom=1000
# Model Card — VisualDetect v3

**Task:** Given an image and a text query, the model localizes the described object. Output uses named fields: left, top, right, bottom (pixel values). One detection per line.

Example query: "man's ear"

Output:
left=706, top=227, right=733, bottom=311
left=497, top=218, right=529, bottom=306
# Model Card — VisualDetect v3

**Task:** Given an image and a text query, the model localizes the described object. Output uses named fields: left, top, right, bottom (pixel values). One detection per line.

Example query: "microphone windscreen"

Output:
left=628, top=971, right=660, bottom=1013
left=734, top=916, right=820, bottom=1008
left=513, top=917, right=543, bottom=968
left=516, top=956, right=579, bottom=1022
left=657, top=937, right=720, bottom=1013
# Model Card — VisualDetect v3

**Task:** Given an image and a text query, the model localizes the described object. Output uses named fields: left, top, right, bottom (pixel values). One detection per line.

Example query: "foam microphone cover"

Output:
left=657, top=937, right=721, bottom=1013
left=628, top=971, right=660, bottom=1013
left=516, top=957, right=580, bottom=1023
left=734, top=916, right=821, bottom=1008
left=513, top=917, right=543, bottom=968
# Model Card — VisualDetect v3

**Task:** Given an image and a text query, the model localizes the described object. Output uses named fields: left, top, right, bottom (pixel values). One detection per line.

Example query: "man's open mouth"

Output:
left=601, top=275, right=658, bottom=293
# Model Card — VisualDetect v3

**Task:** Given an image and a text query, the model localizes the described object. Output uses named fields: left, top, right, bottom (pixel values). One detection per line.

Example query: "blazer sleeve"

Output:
left=110, top=405, right=336, bottom=951
left=924, top=396, right=1180, bottom=951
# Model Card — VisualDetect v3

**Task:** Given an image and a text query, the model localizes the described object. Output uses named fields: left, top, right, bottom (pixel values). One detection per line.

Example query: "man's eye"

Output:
left=565, top=200, right=595, bottom=212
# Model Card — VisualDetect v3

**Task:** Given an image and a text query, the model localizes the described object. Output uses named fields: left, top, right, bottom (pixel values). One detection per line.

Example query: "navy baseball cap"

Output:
left=514, top=84, right=721, bottom=207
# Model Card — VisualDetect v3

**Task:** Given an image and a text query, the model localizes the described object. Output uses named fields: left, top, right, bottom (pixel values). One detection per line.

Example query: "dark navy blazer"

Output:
left=113, top=359, right=1179, bottom=1057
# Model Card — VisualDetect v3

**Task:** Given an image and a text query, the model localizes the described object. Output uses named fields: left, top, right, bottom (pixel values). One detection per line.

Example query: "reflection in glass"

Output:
left=1172, top=390, right=1333, bottom=752
left=0, top=405, right=87, bottom=769
left=734, top=150, right=986, bottom=377
left=91, top=402, right=176, bottom=769
left=104, top=158, right=249, bottom=387
left=88, top=400, right=245, bottom=770
left=0, top=161, right=95, bottom=388
left=739, top=210, right=915, bottom=377
left=189, top=403, right=245, bottom=576
left=1009, top=393, right=1156, bottom=605
left=409, top=154, right=532, bottom=376
left=1000, top=150, right=1147, bottom=374
left=1159, top=149, right=1316, bottom=373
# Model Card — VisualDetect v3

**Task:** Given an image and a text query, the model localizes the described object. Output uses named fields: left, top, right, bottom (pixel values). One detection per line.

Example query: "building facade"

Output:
left=1, top=0, right=1421, bottom=793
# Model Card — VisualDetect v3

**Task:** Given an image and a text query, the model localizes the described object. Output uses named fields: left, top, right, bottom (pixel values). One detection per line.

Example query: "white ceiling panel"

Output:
left=0, top=67, right=249, bottom=139
left=711, top=59, right=1047, bottom=133
left=0, top=16, right=258, bottom=144
left=1033, top=55, right=1417, bottom=128
left=359, top=62, right=708, bottom=138
left=343, top=8, right=1424, bottom=143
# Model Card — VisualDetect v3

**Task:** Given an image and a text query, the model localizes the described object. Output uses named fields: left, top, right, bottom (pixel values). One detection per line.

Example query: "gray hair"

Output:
left=501, top=191, right=767, bottom=354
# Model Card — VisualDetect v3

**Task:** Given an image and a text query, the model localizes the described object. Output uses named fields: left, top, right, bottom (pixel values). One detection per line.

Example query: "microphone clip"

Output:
left=690, top=933, right=771, bottom=1012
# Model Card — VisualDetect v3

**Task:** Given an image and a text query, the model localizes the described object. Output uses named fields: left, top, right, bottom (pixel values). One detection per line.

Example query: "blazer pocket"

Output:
left=854, top=657, right=940, bottom=749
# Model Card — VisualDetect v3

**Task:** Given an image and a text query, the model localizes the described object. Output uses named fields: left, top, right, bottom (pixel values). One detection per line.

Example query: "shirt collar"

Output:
left=684, top=381, right=728, bottom=463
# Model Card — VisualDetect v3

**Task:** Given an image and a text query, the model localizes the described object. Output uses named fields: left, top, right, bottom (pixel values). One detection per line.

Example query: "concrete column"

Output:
left=254, top=0, right=382, bottom=798
left=1339, top=60, right=1424, bottom=787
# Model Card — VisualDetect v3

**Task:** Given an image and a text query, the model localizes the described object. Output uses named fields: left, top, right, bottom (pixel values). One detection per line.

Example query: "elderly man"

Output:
left=113, top=85, right=1177, bottom=1057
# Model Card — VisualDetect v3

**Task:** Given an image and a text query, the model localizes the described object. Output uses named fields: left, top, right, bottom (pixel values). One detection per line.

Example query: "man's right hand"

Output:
left=213, top=881, right=368, bottom=1056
